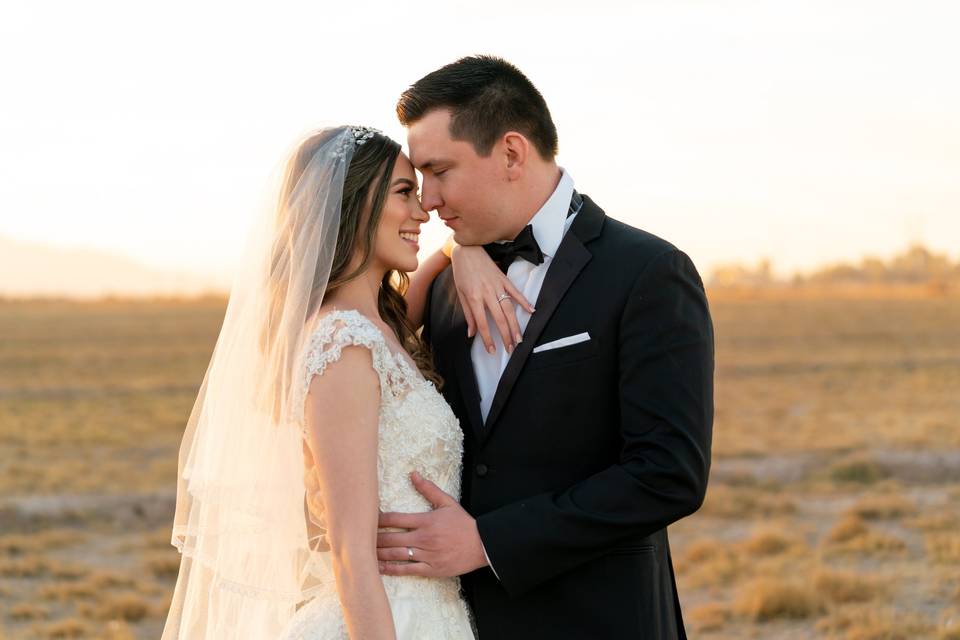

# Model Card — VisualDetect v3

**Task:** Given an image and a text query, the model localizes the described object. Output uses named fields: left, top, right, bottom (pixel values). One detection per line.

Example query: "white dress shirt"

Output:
left=471, top=168, right=578, bottom=422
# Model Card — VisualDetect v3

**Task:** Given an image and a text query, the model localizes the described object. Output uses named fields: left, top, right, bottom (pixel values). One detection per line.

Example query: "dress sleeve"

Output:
left=297, top=312, right=389, bottom=427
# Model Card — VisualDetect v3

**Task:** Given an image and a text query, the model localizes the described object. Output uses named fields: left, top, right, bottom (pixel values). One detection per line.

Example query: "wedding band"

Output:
left=407, top=547, right=415, bottom=560
left=496, top=293, right=511, bottom=304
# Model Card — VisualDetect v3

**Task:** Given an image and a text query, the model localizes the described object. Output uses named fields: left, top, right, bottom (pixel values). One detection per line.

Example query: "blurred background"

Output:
left=1, top=1, right=958, bottom=638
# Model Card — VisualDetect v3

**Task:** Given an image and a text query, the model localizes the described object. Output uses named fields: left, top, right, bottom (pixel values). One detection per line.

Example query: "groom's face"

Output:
left=407, top=109, right=510, bottom=245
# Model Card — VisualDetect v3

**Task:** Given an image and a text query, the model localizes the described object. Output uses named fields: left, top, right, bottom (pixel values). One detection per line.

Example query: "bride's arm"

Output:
left=303, top=345, right=396, bottom=640
left=405, top=238, right=534, bottom=351
left=404, top=245, right=450, bottom=330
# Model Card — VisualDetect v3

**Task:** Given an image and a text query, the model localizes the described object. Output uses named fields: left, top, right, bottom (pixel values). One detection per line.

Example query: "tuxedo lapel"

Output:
left=447, top=297, right=486, bottom=441
left=480, top=197, right=605, bottom=440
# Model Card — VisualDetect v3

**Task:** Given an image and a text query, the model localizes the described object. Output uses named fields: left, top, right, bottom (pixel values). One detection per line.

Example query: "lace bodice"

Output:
left=297, top=309, right=464, bottom=515
left=282, top=310, right=473, bottom=640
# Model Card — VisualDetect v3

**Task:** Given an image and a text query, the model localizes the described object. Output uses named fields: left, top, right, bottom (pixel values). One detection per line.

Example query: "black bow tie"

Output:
left=481, top=191, right=583, bottom=274
left=483, top=225, right=544, bottom=274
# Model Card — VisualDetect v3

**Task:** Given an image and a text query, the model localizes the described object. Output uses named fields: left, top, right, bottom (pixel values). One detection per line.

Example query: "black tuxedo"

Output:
left=423, top=195, right=714, bottom=639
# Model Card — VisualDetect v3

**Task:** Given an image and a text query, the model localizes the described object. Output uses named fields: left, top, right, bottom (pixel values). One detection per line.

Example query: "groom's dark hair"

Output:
left=397, top=55, right=559, bottom=159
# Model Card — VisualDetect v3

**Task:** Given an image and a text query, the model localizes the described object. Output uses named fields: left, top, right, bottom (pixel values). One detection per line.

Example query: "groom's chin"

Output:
left=452, top=230, right=484, bottom=247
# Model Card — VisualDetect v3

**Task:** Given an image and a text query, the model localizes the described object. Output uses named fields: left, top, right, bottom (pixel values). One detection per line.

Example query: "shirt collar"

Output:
left=527, top=168, right=575, bottom=259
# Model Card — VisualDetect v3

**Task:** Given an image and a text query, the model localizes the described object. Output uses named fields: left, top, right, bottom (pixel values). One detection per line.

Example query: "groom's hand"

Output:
left=376, top=471, right=488, bottom=578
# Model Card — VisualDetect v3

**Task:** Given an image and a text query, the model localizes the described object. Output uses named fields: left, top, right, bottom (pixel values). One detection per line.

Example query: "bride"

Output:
left=161, top=126, right=529, bottom=639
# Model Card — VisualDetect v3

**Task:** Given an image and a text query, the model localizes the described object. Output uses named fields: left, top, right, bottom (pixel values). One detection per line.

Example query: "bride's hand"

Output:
left=450, top=244, right=535, bottom=354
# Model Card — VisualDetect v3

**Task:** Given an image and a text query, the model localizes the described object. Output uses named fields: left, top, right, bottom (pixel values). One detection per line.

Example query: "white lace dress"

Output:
left=279, top=309, right=476, bottom=640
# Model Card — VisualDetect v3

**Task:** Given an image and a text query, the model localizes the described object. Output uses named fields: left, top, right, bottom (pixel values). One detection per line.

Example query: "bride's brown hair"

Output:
left=290, top=129, right=441, bottom=388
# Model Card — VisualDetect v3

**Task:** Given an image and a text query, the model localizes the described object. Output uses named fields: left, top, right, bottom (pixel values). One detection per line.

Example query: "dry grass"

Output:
left=829, top=455, right=890, bottom=485
left=34, top=529, right=86, bottom=549
left=816, top=606, right=935, bottom=639
left=144, top=551, right=180, bottom=580
left=101, top=620, right=138, bottom=640
left=29, top=618, right=91, bottom=639
left=908, top=512, right=959, bottom=533
left=688, top=602, right=731, bottom=632
left=0, top=555, right=48, bottom=577
left=48, top=561, right=92, bottom=580
left=740, top=527, right=803, bottom=557
left=3, top=294, right=959, bottom=638
left=846, top=493, right=916, bottom=520
left=675, top=539, right=744, bottom=589
left=7, top=603, right=50, bottom=622
left=823, top=515, right=907, bottom=557
left=927, top=533, right=960, bottom=564
left=37, top=581, right=100, bottom=602
left=812, top=568, right=888, bottom=604
left=86, top=570, right=140, bottom=590
left=78, top=592, right=152, bottom=623
left=0, top=534, right=42, bottom=555
left=827, top=515, right=870, bottom=543
left=733, top=576, right=825, bottom=621
left=830, top=530, right=907, bottom=557
left=698, top=485, right=796, bottom=519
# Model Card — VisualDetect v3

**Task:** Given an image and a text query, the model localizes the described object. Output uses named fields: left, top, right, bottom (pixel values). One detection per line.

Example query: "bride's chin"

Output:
left=389, top=258, right=418, bottom=273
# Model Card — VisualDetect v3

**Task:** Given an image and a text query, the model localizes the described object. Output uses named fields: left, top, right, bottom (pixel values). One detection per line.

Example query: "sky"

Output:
left=1, top=0, right=958, bottom=287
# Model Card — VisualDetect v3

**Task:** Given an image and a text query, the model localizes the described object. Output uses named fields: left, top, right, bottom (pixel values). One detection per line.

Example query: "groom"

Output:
left=377, top=56, right=714, bottom=639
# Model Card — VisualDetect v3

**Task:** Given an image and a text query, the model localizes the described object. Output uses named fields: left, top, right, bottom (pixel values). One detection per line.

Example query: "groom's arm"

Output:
left=476, top=248, right=714, bottom=597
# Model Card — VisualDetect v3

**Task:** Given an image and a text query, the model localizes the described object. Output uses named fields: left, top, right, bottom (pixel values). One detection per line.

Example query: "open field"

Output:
left=1, top=293, right=959, bottom=638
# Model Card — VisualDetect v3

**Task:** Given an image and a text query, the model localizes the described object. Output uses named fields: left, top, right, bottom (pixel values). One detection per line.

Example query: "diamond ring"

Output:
left=496, top=293, right=511, bottom=304
left=407, top=547, right=415, bottom=560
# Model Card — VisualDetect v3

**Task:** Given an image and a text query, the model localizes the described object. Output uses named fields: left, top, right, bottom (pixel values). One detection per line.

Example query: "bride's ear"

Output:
left=502, top=131, right=529, bottom=181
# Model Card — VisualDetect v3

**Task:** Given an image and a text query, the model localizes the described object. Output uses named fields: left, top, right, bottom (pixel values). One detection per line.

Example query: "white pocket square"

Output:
left=532, top=332, right=591, bottom=354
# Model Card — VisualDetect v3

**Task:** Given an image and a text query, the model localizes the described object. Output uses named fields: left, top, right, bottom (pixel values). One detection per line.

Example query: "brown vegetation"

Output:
left=2, top=291, right=958, bottom=638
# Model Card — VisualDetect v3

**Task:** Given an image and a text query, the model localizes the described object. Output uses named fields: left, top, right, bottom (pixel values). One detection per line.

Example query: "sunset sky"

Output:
left=2, top=0, right=957, bottom=289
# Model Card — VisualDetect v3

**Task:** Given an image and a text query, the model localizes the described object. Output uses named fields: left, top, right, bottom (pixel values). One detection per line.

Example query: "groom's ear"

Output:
left=502, top=131, right=529, bottom=181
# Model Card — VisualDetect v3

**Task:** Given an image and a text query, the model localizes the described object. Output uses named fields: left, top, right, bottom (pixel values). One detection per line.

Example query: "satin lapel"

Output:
left=480, top=199, right=604, bottom=440
left=447, top=297, right=485, bottom=442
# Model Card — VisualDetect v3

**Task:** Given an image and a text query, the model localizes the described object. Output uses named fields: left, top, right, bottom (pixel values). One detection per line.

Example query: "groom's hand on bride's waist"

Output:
left=376, top=471, right=488, bottom=578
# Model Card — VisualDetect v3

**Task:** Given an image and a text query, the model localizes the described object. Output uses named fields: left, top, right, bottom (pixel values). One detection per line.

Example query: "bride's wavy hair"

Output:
left=264, top=129, right=441, bottom=408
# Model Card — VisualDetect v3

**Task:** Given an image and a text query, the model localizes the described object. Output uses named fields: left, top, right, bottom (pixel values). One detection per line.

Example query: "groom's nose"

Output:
left=420, top=178, right=443, bottom=213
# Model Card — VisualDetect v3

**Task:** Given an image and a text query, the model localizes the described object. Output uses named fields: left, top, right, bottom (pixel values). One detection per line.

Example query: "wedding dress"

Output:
left=163, top=127, right=475, bottom=640
left=278, top=309, right=476, bottom=639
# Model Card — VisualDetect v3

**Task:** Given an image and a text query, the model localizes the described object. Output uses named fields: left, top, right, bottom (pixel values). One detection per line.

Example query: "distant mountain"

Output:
left=0, top=235, right=230, bottom=298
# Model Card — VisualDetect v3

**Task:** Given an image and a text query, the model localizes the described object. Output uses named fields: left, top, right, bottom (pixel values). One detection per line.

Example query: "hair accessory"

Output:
left=351, top=125, right=381, bottom=146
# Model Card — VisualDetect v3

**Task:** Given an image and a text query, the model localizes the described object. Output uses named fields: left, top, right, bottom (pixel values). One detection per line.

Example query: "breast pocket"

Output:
left=526, top=333, right=600, bottom=371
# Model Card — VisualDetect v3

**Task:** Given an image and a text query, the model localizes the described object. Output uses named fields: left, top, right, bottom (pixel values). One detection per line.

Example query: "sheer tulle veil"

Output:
left=162, top=126, right=366, bottom=639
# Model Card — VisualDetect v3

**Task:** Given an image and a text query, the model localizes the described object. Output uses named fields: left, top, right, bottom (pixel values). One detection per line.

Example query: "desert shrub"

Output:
left=734, top=576, right=825, bottom=621
left=813, top=568, right=887, bottom=604
left=830, top=456, right=888, bottom=484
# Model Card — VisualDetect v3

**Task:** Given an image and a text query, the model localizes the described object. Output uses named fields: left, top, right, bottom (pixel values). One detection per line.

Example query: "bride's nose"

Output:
left=411, top=202, right=429, bottom=222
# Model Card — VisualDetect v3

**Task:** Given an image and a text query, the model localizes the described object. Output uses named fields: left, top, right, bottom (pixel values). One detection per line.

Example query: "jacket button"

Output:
left=475, top=463, right=488, bottom=477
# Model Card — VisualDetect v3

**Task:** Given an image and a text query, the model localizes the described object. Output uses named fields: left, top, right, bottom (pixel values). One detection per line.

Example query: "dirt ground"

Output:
left=1, top=293, right=958, bottom=638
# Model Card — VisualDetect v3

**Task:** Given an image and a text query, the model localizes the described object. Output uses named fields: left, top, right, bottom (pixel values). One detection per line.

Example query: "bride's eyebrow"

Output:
left=391, top=178, right=417, bottom=189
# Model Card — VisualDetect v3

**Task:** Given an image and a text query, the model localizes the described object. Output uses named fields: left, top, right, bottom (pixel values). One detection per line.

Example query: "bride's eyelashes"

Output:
left=395, top=186, right=422, bottom=200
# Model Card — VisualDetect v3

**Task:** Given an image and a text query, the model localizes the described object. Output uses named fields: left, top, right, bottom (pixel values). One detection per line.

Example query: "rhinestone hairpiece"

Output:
left=333, top=125, right=382, bottom=159
left=351, top=125, right=380, bottom=146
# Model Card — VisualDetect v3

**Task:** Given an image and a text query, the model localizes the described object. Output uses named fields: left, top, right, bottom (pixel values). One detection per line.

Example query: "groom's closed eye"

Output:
left=417, top=159, right=452, bottom=176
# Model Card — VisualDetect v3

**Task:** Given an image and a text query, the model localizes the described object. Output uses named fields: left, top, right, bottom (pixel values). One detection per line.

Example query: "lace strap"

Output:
left=295, top=310, right=417, bottom=429
left=302, top=310, right=393, bottom=387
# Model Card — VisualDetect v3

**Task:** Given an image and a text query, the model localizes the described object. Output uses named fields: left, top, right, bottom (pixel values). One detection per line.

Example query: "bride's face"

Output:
left=371, top=153, right=429, bottom=274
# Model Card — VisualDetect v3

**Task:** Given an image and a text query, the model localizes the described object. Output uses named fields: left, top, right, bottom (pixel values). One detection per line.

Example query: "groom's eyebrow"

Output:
left=415, top=159, right=444, bottom=171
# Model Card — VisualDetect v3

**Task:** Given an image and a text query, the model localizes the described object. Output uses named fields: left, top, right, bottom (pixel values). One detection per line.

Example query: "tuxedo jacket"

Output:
left=422, top=195, right=714, bottom=639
